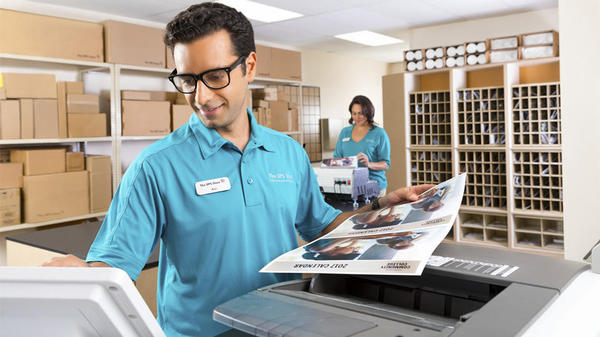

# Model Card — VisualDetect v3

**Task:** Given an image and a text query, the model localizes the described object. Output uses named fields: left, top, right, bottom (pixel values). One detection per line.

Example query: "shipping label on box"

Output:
left=122, top=100, right=171, bottom=136
left=10, top=148, right=66, bottom=176
left=0, top=100, right=20, bottom=139
left=23, top=171, right=89, bottom=223
left=33, top=99, right=59, bottom=138
left=0, top=163, right=23, bottom=189
left=67, top=94, right=100, bottom=113
left=0, top=73, right=57, bottom=99
left=0, top=188, right=20, bottom=226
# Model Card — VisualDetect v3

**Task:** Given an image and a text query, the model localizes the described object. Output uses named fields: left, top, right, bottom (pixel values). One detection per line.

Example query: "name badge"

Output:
left=342, top=137, right=350, bottom=142
left=195, top=177, right=231, bottom=196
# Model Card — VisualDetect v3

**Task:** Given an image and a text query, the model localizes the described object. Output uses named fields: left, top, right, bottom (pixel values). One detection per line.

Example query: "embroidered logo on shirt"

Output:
left=269, top=172, right=294, bottom=183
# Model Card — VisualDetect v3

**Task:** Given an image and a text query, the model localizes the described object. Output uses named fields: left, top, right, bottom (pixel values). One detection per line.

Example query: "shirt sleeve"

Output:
left=86, top=158, right=166, bottom=281
left=294, top=150, right=342, bottom=242
left=376, top=128, right=391, bottom=169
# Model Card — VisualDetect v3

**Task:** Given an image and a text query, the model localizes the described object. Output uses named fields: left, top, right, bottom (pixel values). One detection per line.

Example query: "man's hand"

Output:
left=42, top=254, right=89, bottom=267
left=379, top=184, right=435, bottom=208
left=357, top=152, right=369, bottom=167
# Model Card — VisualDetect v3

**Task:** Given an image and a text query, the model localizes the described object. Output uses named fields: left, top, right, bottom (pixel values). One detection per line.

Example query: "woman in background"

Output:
left=334, top=95, right=391, bottom=195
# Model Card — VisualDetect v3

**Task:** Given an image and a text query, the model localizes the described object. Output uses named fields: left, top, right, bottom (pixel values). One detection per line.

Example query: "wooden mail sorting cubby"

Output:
left=409, top=91, right=451, bottom=146
left=457, top=87, right=506, bottom=146
left=383, top=57, right=564, bottom=256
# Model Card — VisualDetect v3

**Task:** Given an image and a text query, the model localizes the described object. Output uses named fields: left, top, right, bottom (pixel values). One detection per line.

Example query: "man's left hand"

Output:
left=379, top=184, right=435, bottom=208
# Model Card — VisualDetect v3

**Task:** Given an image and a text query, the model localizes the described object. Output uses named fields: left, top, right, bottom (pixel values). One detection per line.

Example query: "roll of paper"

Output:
left=467, top=54, right=478, bottom=65
left=466, top=42, right=477, bottom=54
left=447, top=46, right=456, bottom=57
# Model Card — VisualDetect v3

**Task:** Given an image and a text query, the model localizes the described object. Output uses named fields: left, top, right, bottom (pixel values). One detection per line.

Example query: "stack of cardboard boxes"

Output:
left=63, top=82, right=108, bottom=137
left=0, top=148, right=112, bottom=226
left=0, top=75, right=108, bottom=140
left=0, top=73, right=59, bottom=139
left=251, top=87, right=298, bottom=132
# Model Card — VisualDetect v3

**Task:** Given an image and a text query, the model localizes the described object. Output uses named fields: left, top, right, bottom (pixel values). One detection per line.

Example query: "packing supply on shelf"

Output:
left=490, top=36, right=519, bottom=50
left=491, top=49, right=519, bottom=63
left=465, top=40, right=489, bottom=54
left=0, top=100, right=20, bottom=139
left=520, top=30, right=559, bottom=46
left=521, top=45, right=558, bottom=59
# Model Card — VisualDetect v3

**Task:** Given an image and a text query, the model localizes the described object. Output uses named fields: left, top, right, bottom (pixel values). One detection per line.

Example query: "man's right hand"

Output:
left=42, top=254, right=108, bottom=267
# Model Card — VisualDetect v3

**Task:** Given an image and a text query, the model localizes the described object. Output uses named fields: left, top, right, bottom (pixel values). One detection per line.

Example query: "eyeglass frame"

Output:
left=168, top=55, right=247, bottom=93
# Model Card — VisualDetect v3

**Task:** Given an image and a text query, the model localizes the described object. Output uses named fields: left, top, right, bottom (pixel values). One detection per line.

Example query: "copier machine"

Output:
left=313, top=166, right=379, bottom=208
left=214, top=243, right=600, bottom=337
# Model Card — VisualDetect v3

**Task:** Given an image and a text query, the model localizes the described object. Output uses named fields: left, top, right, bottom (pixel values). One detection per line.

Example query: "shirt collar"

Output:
left=189, top=108, right=275, bottom=159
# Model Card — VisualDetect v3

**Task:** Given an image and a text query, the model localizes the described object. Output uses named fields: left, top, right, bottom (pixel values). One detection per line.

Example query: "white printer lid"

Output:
left=0, top=267, right=165, bottom=337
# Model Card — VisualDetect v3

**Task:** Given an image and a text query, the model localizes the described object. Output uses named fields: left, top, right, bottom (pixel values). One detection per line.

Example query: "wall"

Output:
left=301, top=49, right=389, bottom=127
left=405, top=8, right=558, bottom=50
left=559, top=0, right=600, bottom=261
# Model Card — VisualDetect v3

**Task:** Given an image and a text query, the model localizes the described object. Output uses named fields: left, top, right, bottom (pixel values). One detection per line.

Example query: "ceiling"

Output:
left=27, top=0, right=557, bottom=63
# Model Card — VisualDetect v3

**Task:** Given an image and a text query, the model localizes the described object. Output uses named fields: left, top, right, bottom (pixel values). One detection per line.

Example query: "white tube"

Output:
left=456, top=57, right=465, bottom=66
left=447, top=46, right=456, bottom=57
left=425, top=59, right=435, bottom=69
left=425, top=48, right=436, bottom=59
left=405, top=51, right=414, bottom=61
left=476, top=41, right=487, bottom=53
left=434, top=58, right=443, bottom=68
left=477, top=53, right=487, bottom=64
left=435, top=47, right=444, bottom=58
left=416, top=61, right=424, bottom=70
left=467, top=54, right=478, bottom=65
left=446, top=57, right=456, bottom=67
left=456, top=45, right=465, bottom=55
left=466, top=42, right=477, bottom=54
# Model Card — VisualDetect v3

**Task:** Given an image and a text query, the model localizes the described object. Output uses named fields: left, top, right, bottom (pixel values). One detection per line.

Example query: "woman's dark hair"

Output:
left=348, top=95, right=376, bottom=126
left=164, top=2, right=255, bottom=74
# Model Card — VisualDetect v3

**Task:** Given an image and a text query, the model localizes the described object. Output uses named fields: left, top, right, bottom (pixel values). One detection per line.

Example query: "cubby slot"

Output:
left=516, top=232, right=542, bottom=248
left=410, top=150, right=453, bottom=185
left=513, top=151, right=562, bottom=212
left=457, top=86, right=505, bottom=145
left=512, top=82, right=561, bottom=146
left=409, top=90, right=452, bottom=146
left=459, top=151, right=507, bottom=209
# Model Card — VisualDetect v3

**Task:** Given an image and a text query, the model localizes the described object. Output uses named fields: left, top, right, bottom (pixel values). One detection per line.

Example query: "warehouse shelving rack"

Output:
left=0, top=53, right=316, bottom=264
left=383, top=56, right=563, bottom=256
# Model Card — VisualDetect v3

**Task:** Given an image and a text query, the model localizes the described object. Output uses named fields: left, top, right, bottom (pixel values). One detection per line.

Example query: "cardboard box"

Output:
left=166, top=47, right=175, bottom=69
left=33, top=99, right=59, bottom=138
left=23, top=171, right=89, bottom=223
left=19, top=99, right=34, bottom=139
left=57, top=81, right=84, bottom=138
left=66, top=152, right=84, bottom=172
left=10, top=148, right=66, bottom=176
left=268, top=100, right=290, bottom=131
left=0, top=9, right=103, bottom=62
left=0, top=100, right=20, bottom=139
left=67, top=94, right=100, bottom=113
left=172, top=105, right=194, bottom=130
left=67, top=113, right=107, bottom=138
left=270, top=47, right=302, bottom=81
left=0, top=163, right=23, bottom=189
left=0, top=88, right=6, bottom=100
left=121, top=90, right=178, bottom=102
left=1, top=73, right=57, bottom=99
left=103, top=20, right=165, bottom=68
left=86, top=155, right=111, bottom=173
left=66, top=82, right=84, bottom=95
left=86, top=155, right=112, bottom=213
left=121, top=100, right=171, bottom=136
left=0, top=188, right=20, bottom=226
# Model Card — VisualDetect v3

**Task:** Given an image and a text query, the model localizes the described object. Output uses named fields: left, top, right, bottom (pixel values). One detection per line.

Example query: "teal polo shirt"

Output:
left=333, top=125, right=391, bottom=190
left=87, top=110, right=341, bottom=337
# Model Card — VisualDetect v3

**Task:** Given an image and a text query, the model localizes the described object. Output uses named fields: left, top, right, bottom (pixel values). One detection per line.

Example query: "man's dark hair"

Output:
left=348, top=95, right=376, bottom=126
left=164, top=2, right=255, bottom=73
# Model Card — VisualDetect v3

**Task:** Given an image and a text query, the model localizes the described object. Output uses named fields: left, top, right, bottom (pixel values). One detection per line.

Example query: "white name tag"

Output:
left=195, top=177, right=231, bottom=196
left=342, top=137, right=350, bottom=142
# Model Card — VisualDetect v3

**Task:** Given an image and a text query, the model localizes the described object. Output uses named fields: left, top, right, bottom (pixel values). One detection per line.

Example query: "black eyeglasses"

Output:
left=168, top=55, right=246, bottom=93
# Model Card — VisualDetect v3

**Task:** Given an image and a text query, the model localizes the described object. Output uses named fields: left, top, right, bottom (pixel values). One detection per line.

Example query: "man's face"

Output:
left=173, top=30, right=256, bottom=131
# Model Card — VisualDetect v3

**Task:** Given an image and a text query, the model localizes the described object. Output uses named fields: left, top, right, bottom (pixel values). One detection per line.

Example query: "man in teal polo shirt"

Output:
left=44, top=3, right=431, bottom=336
